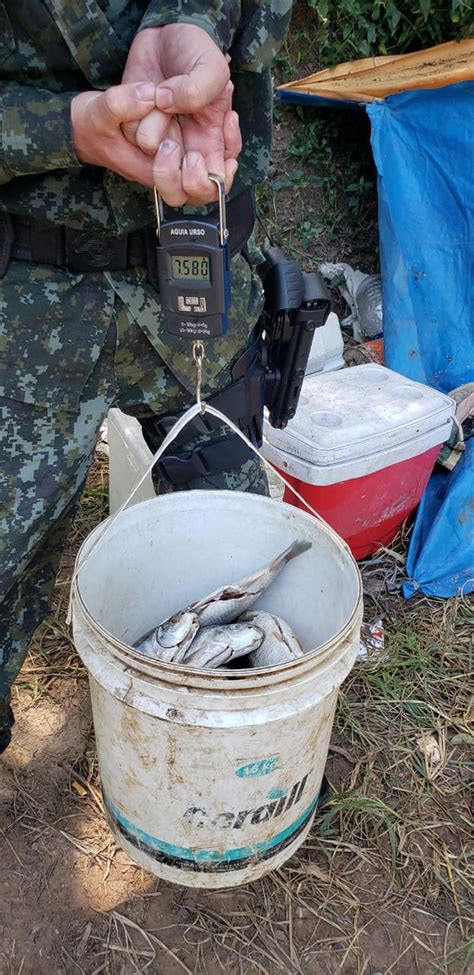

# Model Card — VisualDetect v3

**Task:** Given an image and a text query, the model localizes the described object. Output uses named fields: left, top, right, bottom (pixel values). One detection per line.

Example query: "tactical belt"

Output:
left=0, top=188, right=255, bottom=276
left=139, top=335, right=266, bottom=486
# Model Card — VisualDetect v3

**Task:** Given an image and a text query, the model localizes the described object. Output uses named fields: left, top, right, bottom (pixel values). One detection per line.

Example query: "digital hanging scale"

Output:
left=154, top=175, right=231, bottom=339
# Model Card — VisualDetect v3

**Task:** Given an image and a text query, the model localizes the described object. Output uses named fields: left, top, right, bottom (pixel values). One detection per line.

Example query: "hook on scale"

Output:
left=192, top=339, right=206, bottom=412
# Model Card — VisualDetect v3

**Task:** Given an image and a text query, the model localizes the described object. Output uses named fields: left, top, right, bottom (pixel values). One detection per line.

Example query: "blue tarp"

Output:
left=279, top=81, right=474, bottom=597
left=403, top=438, right=474, bottom=598
left=366, top=84, right=474, bottom=597
left=367, top=84, right=474, bottom=392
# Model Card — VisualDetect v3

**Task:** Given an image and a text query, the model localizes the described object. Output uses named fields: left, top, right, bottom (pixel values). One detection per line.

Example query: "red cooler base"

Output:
left=279, top=446, right=440, bottom=560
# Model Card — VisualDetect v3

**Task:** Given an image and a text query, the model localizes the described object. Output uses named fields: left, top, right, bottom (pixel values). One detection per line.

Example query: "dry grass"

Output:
left=10, top=451, right=473, bottom=975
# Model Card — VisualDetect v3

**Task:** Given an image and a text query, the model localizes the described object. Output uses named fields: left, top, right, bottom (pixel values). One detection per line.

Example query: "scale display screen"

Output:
left=171, top=255, right=210, bottom=281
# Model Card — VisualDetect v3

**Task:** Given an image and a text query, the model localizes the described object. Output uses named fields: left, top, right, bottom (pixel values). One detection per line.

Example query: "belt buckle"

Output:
left=65, top=228, right=128, bottom=272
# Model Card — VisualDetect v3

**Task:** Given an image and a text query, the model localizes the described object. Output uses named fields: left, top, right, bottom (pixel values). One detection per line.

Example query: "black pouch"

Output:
left=144, top=229, right=160, bottom=291
left=0, top=212, right=13, bottom=278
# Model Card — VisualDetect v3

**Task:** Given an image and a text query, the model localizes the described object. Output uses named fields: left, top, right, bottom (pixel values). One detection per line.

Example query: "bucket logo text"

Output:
left=235, top=756, right=279, bottom=778
left=183, top=773, right=309, bottom=831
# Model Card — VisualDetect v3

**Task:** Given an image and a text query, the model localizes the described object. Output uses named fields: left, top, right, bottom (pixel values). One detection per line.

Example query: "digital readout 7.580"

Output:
left=171, top=256, right=210, bottom=281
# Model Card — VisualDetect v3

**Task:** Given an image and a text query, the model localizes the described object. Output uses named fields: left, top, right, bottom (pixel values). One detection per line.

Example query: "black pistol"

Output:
left=259, top=242, right=331, bottom=429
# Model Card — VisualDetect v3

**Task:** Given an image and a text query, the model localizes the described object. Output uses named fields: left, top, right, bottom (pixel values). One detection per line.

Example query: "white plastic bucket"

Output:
left=72, top=491, right=362, bottom=888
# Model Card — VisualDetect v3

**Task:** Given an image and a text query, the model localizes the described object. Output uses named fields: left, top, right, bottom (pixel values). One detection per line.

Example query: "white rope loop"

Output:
left=66, top=400, right=336, bottom=626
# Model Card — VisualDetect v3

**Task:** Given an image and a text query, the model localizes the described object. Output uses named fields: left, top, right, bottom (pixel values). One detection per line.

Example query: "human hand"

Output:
left=71, top=82, right=158, bottom=186
left=122, top=25, right=242, bottom=207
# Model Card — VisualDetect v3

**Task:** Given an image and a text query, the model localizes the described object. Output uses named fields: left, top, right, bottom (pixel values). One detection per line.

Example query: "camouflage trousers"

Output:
left=0, top=255, right=267, bottom=726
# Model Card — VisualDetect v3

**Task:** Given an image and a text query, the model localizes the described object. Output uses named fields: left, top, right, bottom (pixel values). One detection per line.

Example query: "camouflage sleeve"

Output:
left=0, top=84, right=80, bottom=186
left=139, top=0, right=294, bottom=68
left=230, top=0, right=293, bottom=72
left=138, top=0, right=240, bottom=53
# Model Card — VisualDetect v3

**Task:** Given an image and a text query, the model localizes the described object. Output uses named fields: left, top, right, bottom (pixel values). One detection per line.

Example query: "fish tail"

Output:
left=282, top=539, right=312, bottom=564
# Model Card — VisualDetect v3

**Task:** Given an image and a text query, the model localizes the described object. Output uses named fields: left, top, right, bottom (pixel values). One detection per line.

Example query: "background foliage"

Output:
left=264, top=1, right=473, bottom=272
left=309, top=0, right=473, bottom=66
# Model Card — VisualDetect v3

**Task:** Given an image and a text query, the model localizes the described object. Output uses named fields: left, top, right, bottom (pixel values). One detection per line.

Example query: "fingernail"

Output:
left=156, top=87, right=173, bottom=109
left=230, top=111, right=239, bottom=128
left=158, top=139, right=178, bottom=156
left=185, top=152, right=201, bottom=169
left=136, top=82, right=155, bottom=101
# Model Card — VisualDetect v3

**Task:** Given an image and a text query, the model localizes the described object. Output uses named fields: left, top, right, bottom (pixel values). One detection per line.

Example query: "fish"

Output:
left=187, top=539, right=312, bottom=627
left=133, top=610, right=199, bottom=661
left=178, top=623, right=264, bottom=670
left=240, top=611, right=305, bottom=668
left=133, top=539, right=311, bottom=663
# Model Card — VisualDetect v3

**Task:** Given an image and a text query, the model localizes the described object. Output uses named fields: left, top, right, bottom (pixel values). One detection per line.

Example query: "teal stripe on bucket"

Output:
left=106, top=794, right=318, bottom=864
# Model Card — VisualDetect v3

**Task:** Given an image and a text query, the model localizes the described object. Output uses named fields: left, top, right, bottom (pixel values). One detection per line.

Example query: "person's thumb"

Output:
left=155, top=58, right=230, bottom=114
left=95, top=82, right=157, bottom=129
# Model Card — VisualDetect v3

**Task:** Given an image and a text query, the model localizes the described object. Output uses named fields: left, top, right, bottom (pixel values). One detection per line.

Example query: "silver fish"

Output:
left=240, top=611, right=305, bottom=668
left=134, top=610, right=199, bottom=661
left=188, top=539, right=312, bottom=627
left=179, top=623, right=264, bottom=670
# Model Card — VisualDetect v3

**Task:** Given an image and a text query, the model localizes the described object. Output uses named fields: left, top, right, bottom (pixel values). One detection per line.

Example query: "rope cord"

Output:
left=67, top=401, right=345, bottom=625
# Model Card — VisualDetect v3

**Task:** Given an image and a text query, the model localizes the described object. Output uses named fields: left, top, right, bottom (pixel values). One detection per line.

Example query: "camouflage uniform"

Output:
left=0, top=0, right=293, bottom=733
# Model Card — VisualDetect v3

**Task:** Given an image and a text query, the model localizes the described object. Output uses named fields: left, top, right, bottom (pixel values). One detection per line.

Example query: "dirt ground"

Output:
left=1, top=450, right=472, bottom=975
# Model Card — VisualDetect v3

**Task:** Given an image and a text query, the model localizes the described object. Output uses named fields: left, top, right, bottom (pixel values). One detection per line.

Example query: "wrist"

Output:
left=137, top=14, right=226, bottom=54
left=70, top=92, right=100, bottom=165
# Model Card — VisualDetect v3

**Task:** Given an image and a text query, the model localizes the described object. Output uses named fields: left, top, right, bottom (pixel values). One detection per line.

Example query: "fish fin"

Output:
left=186, top=645, right=231, bottom=669
left=190, top=586, right=244, bottom=614
left=283, top=539, right=312, bottom=563
left=208, top=648, right=233, bottom=669
left=274, top=616, right=306, bottom=657
left=170, top=620, right=200, bottom=665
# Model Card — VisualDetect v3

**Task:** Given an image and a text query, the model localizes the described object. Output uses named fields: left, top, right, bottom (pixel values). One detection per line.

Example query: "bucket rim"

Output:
left=72, top=491, right=363, bottom=688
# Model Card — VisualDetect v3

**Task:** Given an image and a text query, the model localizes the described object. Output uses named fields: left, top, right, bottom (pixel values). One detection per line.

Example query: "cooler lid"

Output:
left=265, top=364, right=455, bottom=467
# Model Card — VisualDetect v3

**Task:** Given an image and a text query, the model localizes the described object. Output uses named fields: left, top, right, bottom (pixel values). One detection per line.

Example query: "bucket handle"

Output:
left=67, top=401, right=351, bottom=625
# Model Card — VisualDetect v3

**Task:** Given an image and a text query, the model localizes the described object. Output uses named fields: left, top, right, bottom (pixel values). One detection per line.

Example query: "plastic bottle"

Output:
left=354, top=274, right=383, bottom=340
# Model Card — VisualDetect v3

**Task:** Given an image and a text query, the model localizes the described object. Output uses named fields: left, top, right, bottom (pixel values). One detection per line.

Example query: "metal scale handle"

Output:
left=153, top=174, right=229, bottom=245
